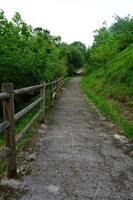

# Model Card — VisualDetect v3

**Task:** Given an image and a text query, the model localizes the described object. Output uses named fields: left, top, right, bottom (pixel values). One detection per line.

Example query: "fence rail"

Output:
left=0, top=121, right=11, bottom=134
left=14, top=84, right=43, bottom=96
left=0, top=77, right=65, bottom=178
left=0, top=92, right=10, bottom=101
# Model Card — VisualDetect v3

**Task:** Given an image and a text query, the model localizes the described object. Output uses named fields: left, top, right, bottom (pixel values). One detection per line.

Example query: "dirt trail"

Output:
left=1, top=77, right=133, bottom=200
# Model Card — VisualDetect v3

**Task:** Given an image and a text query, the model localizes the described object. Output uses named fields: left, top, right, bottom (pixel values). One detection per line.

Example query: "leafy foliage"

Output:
left=66, top=41, right=87, bottom=75
left=82, top=15, right=133, bottom=137
left=110, top=15, right=133, bottom=51
left=89, top=15, right=133, bottom=66
left=0, top=10, right=67, bottom=88
left=90, top=27, right=118, bottom=65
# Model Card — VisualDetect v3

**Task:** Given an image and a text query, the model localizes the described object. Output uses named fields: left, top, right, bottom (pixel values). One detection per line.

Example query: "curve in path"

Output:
left=10, top=78, right=133, bottom=199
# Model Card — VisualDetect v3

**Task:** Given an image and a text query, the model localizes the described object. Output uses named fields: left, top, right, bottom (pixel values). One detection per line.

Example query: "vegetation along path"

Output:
left=2, top=77, right=133, bottom=200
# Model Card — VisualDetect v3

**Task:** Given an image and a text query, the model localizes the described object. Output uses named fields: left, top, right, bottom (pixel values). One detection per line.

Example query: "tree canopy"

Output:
left=88, top=15, right=133, bottom=66
left=0, top=10, right=88, bottom=86
left=66, top=41, right=87, bottom=75
left=0, top=10, right=68, bottom=88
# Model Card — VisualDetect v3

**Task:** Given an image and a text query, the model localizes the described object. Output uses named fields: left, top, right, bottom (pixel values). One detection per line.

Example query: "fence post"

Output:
left=40, top=81, right=45, bottom=122
left=2, top=83, right=17, bottom=178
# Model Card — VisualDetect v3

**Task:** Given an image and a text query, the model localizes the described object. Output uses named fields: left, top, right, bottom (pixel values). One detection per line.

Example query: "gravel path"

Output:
left=1, top=77, right=133, bottom=200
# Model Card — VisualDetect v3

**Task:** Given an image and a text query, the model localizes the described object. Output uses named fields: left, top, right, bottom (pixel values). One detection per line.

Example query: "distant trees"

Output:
left=66, top=41, right=87, bottom=75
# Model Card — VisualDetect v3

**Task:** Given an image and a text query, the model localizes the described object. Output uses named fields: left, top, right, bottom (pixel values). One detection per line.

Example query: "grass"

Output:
left=81, top=45, right=133, bottom=137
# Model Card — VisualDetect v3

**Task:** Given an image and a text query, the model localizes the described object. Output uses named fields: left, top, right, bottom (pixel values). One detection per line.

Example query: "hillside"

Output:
left=81, top=45, right=133, bottom=137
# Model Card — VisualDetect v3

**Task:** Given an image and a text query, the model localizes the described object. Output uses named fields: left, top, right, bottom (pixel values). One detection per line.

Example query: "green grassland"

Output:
left=81, top=45, right=133, bottom=137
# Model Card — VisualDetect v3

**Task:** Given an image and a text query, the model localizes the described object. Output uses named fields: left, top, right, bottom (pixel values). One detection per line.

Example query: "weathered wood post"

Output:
left=2, top=83, right=17, bottom=178
left=40, top=81, right=45, bottom=122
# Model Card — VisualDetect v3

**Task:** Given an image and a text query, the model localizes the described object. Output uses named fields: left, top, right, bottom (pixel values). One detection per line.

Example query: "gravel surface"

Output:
left=1, top=77, right=133, bottom=200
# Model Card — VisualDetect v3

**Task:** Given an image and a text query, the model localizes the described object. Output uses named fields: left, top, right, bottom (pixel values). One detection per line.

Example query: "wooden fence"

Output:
left=0, top=77, right=64, bottom=178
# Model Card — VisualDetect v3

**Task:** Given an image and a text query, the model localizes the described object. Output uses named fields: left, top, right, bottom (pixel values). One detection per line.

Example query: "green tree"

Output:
left=0, top=10, right=68, bottom=88
left=110, top=15, right=133, bottom=51
left=90, top=27, right=118, bottom=66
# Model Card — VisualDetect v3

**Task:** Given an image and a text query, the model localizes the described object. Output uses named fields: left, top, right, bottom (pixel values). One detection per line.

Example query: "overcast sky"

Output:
left=0, top=0, right=133, bottom=46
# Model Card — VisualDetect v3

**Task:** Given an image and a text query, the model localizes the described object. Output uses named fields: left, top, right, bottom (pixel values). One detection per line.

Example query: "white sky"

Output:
left=0, top=0, right=133, bottom=46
